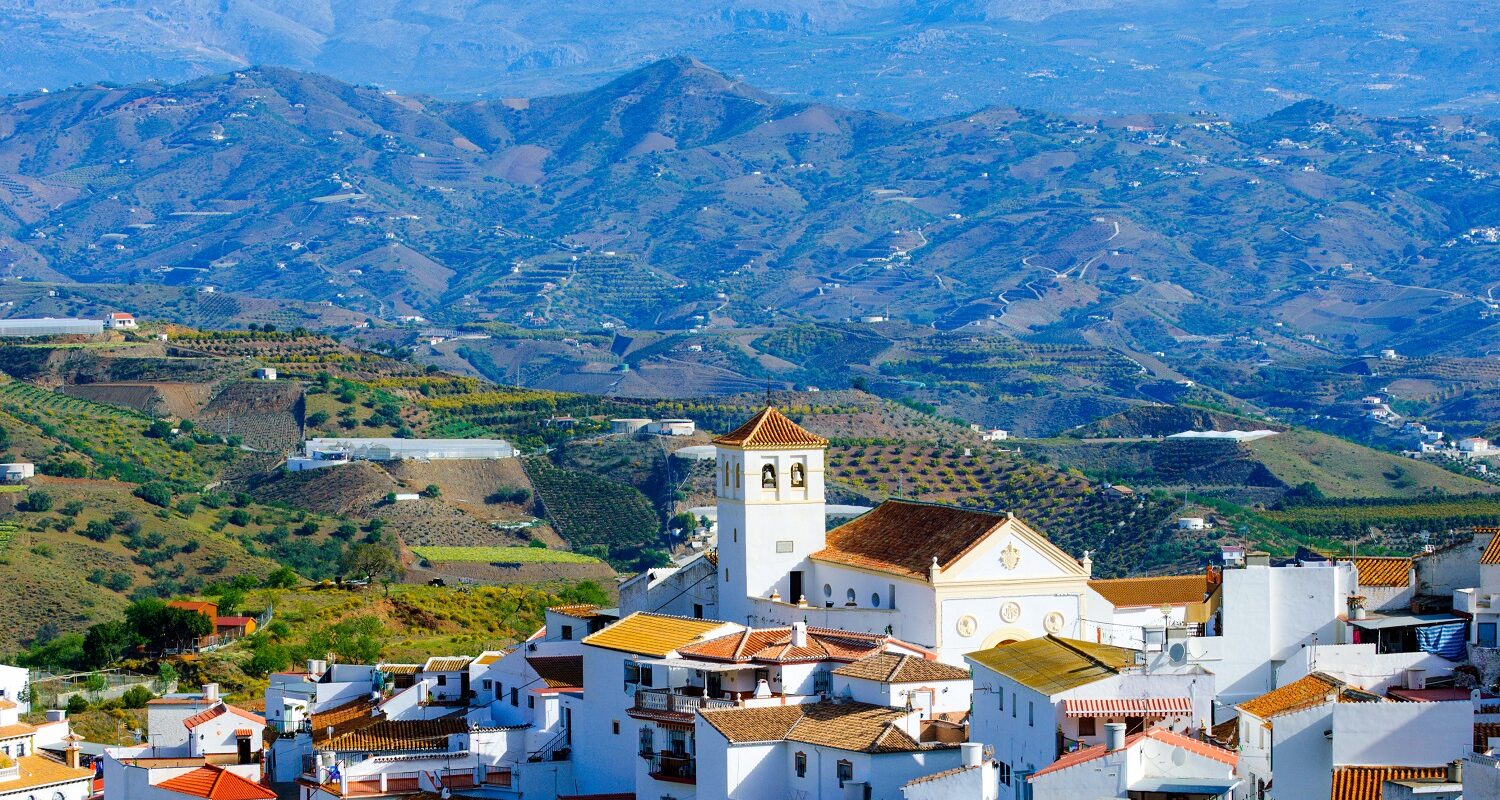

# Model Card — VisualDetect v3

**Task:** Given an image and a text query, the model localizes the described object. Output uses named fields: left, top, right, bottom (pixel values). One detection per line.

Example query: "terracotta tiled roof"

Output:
left=965, top=636, right=1138, bottom=695
left=1088, top=575, right=1211, bottom=607
left=1355, top=557, right=1412, bottom=588
left=182, top=703, right=265, bottom=730
left=380, top=664, right=420, bottom=675
left=1329, top=766, right=1447, bottom=800
left=549, top=604, right=606, bottom=619
left=903, top=763, right=983, bottom=788
left=712, top=406, right=828, bottom=449
left=422, top=656, right=472, bottom=672
left=473, top=651, right=505, bottom=667
left=158, top=766, right=276, bottom=800
left=1476, top=722, right=1500, bottom=750
left=309, top=697, right=379, bottom=737
left=0, top=722, right=38, bottom=739
left=527, top=656, right=584, bottom=689
left=700, top=701, right=927, bottom=753
left=581, top=612, right=727, bottom=657
left=1480, top=528, right=1500, bottom=564
left=677, top=626, right=887, bottom=665
left=1029, top=729, right=1236, bottom=780
left=1237, top=673, right=1380, bottom=721
left=1209, top=716, right=1239, bottom=750
left=831, top=653, right=970, bottom=683
left=2, top=754, right=94, bottom=793
left=811, top=499, right=1012, bottom=580
left=314, top=717, right=467, bottom=753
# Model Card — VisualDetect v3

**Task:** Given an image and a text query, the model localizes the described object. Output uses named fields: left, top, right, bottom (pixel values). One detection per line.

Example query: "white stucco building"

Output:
left=1027, top=725, right=1240, bottom=800
left=967, top=636, right=1215, bottom=789
left=706, top=407, right=1096, bottom=663
left=0, top=698, right=91, bottom=800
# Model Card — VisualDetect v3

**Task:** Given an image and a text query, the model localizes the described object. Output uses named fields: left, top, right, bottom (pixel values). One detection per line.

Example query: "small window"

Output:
left=795, top=751, right=807, bottom=778
left=846, top=588, right=857, bottom=605
left=482, top=679, right=492, bottom=690
left=790, top=462, right=806, bottom=488
left=823, top=583, right=833, bottom=598
left=733, top=528, right=737, bottom=542
left=612, top=720, right=620, bottom=735
left=725, top=568, right=730, bottom=582
left=436, top=674, right=447, bottom=686
left=639, top=725, right=654, bottom=756
left=1078, top=717, right=1096, bottom=737
left=1028, top=701, right=1034, bottom=727
left=561, top=625, right=573, bottom=641
left=510, top=687, right=518, bottom=706
left=998, top=762, right=1011, bottom=786
left=998, top=690, right=1004, bottom=711
left=693, top=603, right=704, bottom=619
left=776, top=540, right=794, bottom=554
left=871, top=592, right=881, bottom=608
left=1011, top=692, right=1017, bottom=717
left=735, top=463, right=741, bottom=488
left=527, top=695, right=534, bottom=709
left=836, top=760, right=853, bottom=787
left=761, top=463, right=777, bottom=489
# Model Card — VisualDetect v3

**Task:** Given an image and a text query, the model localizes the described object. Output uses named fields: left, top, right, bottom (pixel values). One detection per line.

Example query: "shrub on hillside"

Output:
left=133, top=483, right=173, bottom=507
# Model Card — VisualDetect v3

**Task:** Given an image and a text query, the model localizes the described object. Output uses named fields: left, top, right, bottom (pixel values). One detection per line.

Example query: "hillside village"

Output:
left=4, top=398, right=1500, bottom=800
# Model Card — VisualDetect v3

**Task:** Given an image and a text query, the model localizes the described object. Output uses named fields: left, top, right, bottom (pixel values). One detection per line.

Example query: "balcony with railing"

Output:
left=643, top=752, right=696, bottom=784
left=630, top=687, right=736, bottom=719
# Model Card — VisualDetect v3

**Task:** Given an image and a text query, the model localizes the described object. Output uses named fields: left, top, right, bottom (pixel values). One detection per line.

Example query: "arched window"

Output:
left=735, top=463, right=741, bottom=489
left=722, top=463, right=729, bottom=488
left=846, top=588, right=857, bottom=606
left=761, top=464, right=777, bottom=489
left=790, top=462, right=806, bottom=488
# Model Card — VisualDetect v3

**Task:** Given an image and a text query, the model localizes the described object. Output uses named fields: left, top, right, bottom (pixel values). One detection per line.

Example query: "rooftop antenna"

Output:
left=765, top=376, right=773, bottom=407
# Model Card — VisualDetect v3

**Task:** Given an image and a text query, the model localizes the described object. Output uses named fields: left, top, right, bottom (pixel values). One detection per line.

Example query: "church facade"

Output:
left=638, top=406, right=1099, bottom=664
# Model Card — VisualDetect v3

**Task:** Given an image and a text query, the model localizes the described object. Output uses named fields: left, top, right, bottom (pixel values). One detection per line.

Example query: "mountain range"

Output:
left=2, top=1, right=1498, bottom=120
left=2, top=59, right=1498, bottom=344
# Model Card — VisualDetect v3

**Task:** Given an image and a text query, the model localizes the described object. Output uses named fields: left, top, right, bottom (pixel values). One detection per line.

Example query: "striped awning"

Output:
left=1063, top=697, right=1193, bottom=717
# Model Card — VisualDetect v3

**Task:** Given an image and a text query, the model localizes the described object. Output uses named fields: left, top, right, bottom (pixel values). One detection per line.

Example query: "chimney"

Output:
left=1104, top=722, right=1127, bottom=752
left=1246, top=551, right=1271, bottom=567
left=1406, top=668, right=1427, bottom=690
left=791, top=621, right=809, bottom=649
left=960, top=742, right=982, bottom=768
left=203, top=683, right=220, bottom=702
left=1447, top=759, right=1463, bottom=784
left=64, top=739, right=81, bottom=769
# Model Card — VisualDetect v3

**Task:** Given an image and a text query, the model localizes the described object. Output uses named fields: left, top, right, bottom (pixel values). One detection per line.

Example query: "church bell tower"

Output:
left=712, top=406, right=828, bottom=625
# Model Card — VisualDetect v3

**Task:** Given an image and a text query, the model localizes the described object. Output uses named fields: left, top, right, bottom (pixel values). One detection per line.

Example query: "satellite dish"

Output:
left=1169, top=643, right=1187, bottom=663
left=1170, top=747, right=1187, bottom=766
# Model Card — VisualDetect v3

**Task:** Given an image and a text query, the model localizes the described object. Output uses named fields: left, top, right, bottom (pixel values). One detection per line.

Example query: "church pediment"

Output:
left=937, top=518, right=1088, bottom=584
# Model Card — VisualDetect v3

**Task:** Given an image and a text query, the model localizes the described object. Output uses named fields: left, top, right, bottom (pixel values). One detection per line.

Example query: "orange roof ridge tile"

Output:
left=712, top=407, right=828, bottom=449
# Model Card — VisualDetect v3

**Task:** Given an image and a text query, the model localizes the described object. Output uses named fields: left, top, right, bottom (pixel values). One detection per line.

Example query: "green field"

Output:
left=1248, top=430, right=1495, bottom=498
left=410, top=546, right=604, bottom=564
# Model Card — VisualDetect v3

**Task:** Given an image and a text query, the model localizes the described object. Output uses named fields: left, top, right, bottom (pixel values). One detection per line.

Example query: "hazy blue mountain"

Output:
left=2, top=1, right=1498, bottom=119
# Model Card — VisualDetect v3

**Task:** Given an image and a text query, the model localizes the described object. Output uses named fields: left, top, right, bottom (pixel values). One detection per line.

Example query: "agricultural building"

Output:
left=1166, top=429, right=1279, bottom=442
left=253, top=367, right=277, bottom=381
left=0, top=318, right=103, bottom=337
left=0, top=463, right=34, bottom=483
left=611, top=418, right=651, bottom=434
left=646, top=418, right=696, bottom=436
left=288, top=437, right=516, bottom=471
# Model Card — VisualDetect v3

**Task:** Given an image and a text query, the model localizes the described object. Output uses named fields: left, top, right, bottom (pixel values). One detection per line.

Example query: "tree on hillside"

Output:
left=82, top=621, right=137, bottom=670
left=125, top=600, right=213, bottom=652
left=341, top=543, right=403, bottom=591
